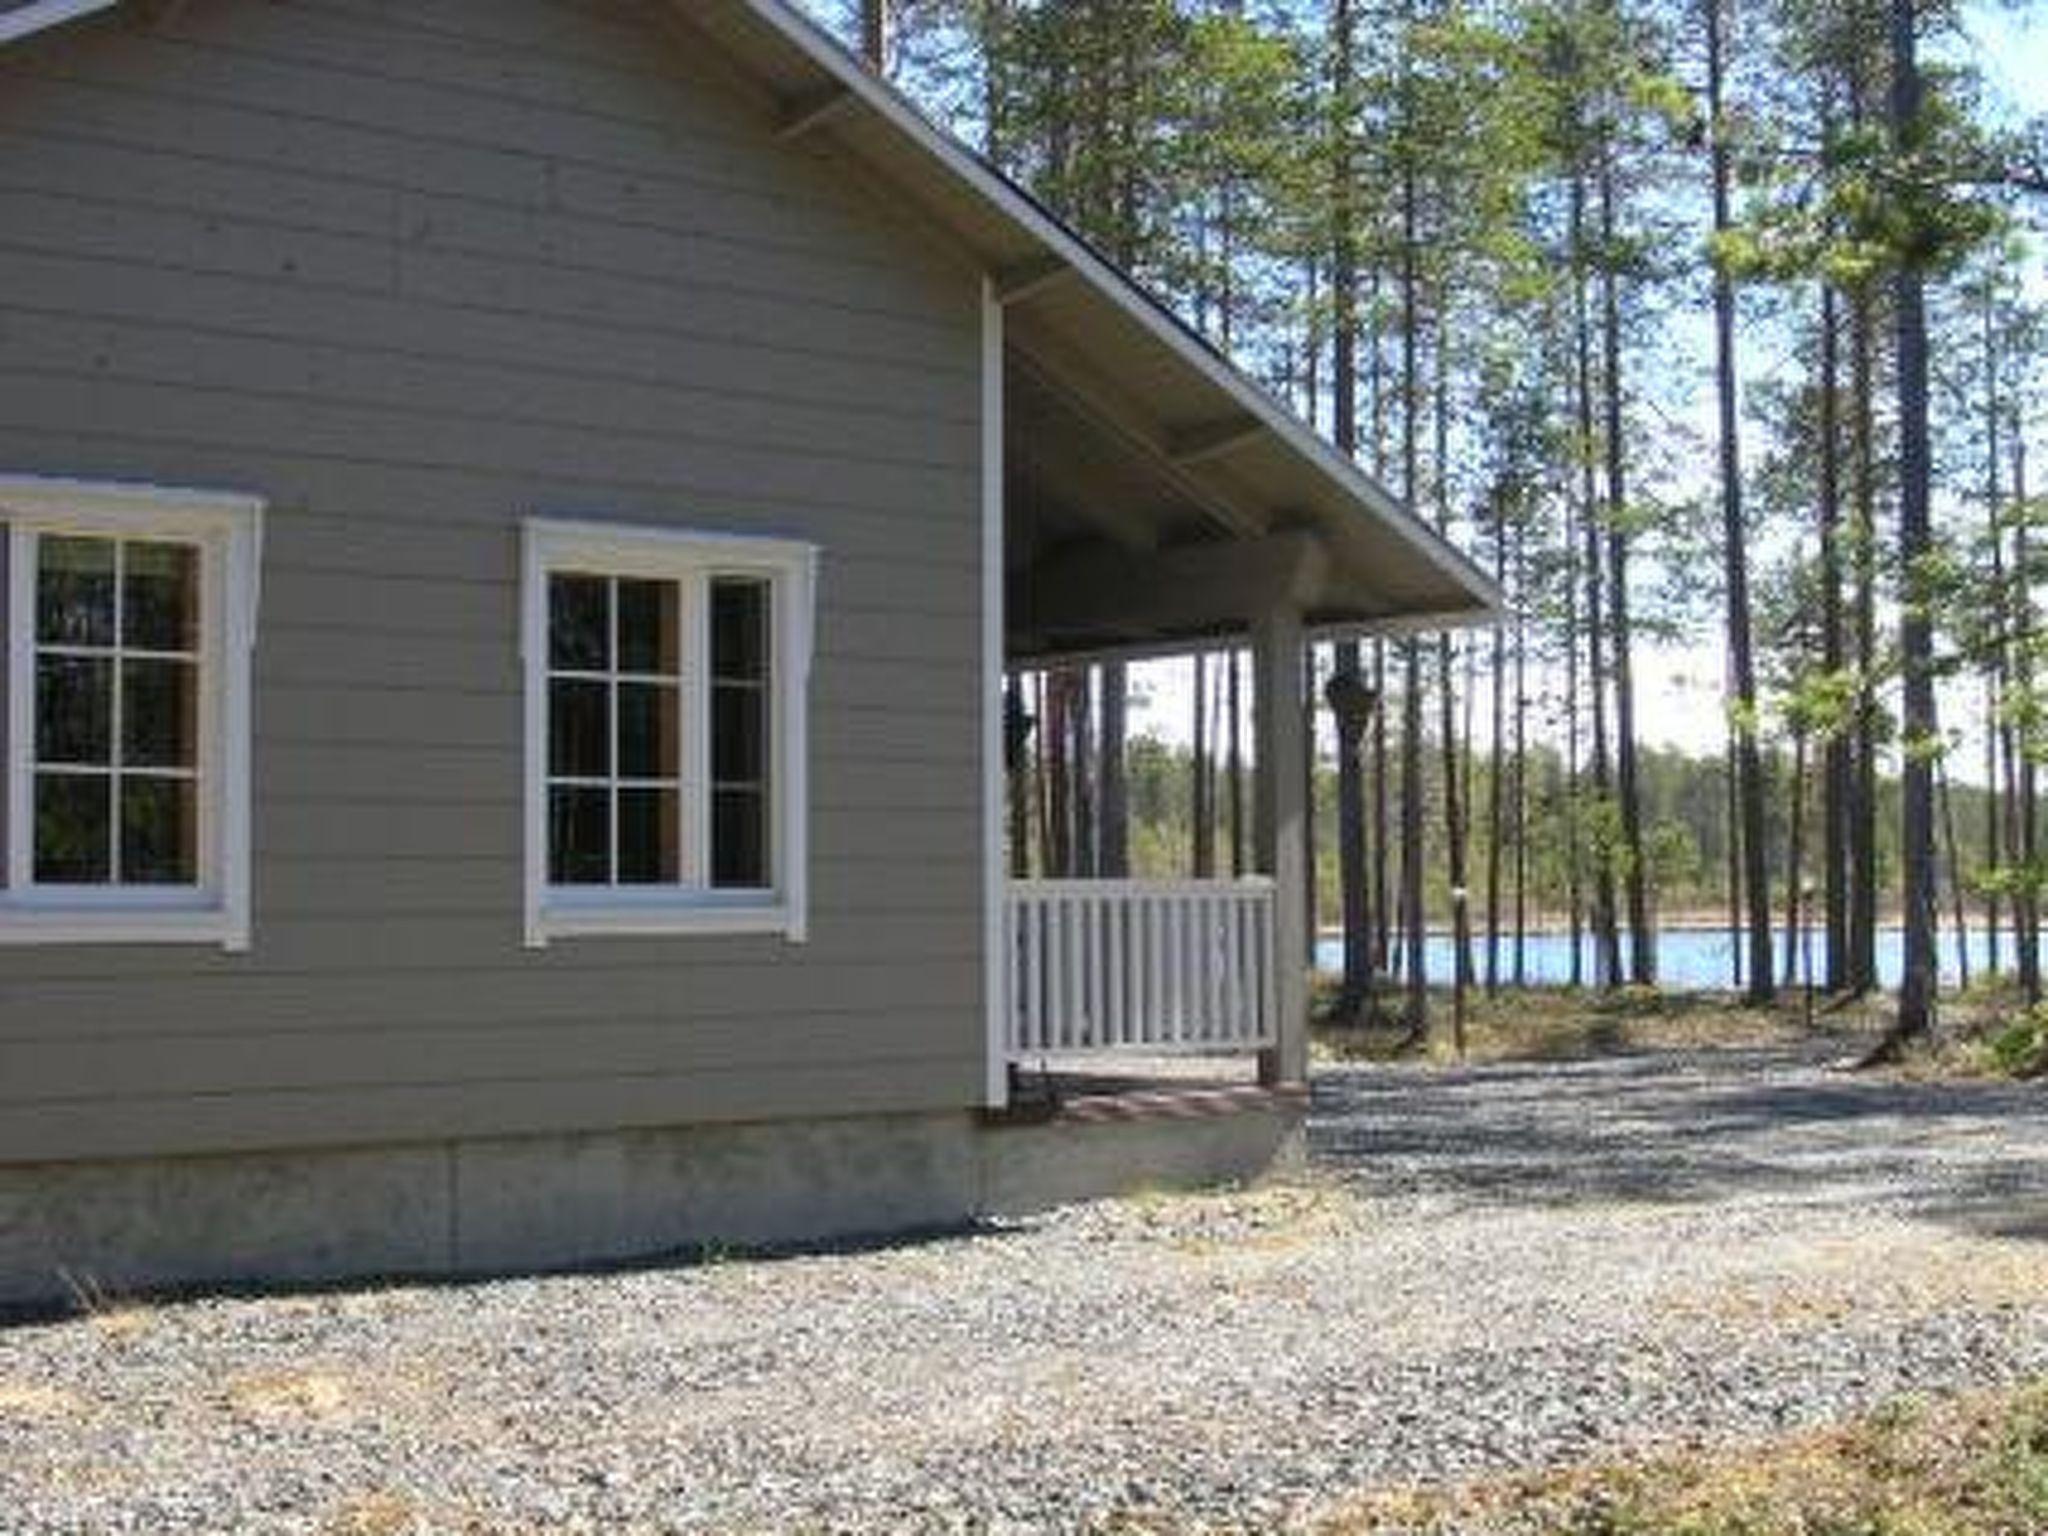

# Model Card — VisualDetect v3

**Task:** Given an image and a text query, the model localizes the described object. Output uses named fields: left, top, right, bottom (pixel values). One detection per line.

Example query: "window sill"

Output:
left=527, top=897, right=804, bottom=948
left=0, top=898, right=248, bottom=951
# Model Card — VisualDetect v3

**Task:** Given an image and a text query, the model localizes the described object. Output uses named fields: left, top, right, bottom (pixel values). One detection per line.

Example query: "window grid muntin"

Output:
left=541, top=560, right=782, bottom=900
left=31, top=534, right=203, bottom=888
left=709, top=577, right=772, bottom=890
left=545, top=572, right=687, bottom=888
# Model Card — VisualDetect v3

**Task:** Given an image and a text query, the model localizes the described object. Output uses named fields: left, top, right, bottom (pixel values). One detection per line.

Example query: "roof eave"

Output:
left=0, top=0, right=1503, bottom=625
left=0, top=0, right=115, bottom=46
left=724, top=0, right=1501, bottom=623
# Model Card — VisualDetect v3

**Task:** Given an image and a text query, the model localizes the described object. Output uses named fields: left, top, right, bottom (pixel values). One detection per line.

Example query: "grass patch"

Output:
left=1312, top=982, right=1873, bottom=1066
left=1861, top=983, right=2048, bottom=1082
left=1322, top=1380, right=2048, bottom=1534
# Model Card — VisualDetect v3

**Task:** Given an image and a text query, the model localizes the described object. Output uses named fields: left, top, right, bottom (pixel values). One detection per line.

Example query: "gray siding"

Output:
left=0, top=0, right=990, bottom=1163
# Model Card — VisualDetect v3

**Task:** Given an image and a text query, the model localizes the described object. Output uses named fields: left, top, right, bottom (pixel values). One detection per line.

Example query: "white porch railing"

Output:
left=1005, top=879, right=1277, bottom=1058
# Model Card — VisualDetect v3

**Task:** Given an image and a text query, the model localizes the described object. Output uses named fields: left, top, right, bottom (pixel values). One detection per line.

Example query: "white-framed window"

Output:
left=0, top=476, right=263, bottom=950
left=522, top=518, right=817, bottom=947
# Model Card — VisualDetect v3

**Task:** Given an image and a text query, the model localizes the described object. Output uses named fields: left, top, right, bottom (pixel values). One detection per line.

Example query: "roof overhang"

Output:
left=680, top=0, right=1502, bottom=641
left=0, top=0, right=114, bottom=46
left=3, top=0, right=1502, bottom=638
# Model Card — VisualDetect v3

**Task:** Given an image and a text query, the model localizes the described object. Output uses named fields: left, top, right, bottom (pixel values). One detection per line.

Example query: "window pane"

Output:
left=617, top=788, right=681, bottom=885
left=120, top=776, right=198, bottom=885
left=616, top=579, right=680, bottom=675
left=34, top=773, right=111, bottom=884
left=122, top=659, right=199, bottom=769
left=548, top=786, right=611, bottom=885
left=123, top=542, right=200, bottom=653
left=37, top=537, right=115, bottom=646
left=548, top=575, right=610, bottom=671
left=712, top=787, right=768, bottom=889
left=711, top=579, right=769, bottom=682
left=617, top=682, right=679, bottom=779
left=548, top=680, right=610, bottom=778
left=712, top=684, right=767, bottom=785
left=36, top=655, right=113, bottom=765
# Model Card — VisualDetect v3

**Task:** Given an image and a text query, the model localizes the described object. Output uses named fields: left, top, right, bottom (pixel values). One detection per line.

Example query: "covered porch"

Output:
left=991, top=272, right=1497, bottom=1105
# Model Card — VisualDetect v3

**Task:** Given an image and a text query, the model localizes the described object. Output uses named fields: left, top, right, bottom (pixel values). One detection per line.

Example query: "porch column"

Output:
left=1252, top=605, right=1310, bottom=1087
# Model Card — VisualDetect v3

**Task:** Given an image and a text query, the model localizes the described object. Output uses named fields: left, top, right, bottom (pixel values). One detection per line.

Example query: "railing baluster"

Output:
left=1236, top=893, right=1254, bottom=1042
left=1081, top=893, right=1098, bottom=1048
left=1253, top=888, right=1269, bottom=1048
left=1025, top=895, right=1043, bottom=1053
left=1063, top=892, right=1079, bottom=1051
left=1000, top=879, right=1276, bottom=1061
left=1114, top=897, right=1130, bottom=1056
left=1148, top=897, right=1165, bottom=1046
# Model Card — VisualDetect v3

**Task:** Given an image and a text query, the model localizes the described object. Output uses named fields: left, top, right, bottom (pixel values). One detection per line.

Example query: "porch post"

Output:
left=1253, top=605, right=1310, bottom=1087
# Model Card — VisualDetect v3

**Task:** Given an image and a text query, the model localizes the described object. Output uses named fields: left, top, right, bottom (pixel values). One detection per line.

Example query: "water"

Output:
left=1312, top=927, right=2012, bottom=991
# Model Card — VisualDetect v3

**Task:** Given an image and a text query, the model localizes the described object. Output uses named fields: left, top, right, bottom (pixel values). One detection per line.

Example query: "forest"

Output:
left=810, top=0, right=2048, bottom=1043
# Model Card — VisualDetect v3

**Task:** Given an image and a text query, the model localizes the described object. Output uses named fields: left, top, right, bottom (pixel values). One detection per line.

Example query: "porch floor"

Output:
left=995, top=1051, right=1300, bottom=1128
left=1020, top=1051, right=1259, bottom=1096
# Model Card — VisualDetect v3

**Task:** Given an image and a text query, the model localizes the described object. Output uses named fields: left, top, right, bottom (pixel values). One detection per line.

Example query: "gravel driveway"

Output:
left=4, top=1042, right=2046, bottom=1533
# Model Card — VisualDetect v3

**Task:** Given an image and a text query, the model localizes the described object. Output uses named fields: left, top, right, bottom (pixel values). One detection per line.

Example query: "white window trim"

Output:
left=522, top=517, right=817, bottom=948
left=0, top=475, right=264, bottom=951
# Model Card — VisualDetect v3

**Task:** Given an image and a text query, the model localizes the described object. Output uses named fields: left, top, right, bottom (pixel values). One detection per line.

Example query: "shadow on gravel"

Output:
left=0, top=1217, right=1020, bottom=1332
left=1309, top=1046, right=2048, bottom=1244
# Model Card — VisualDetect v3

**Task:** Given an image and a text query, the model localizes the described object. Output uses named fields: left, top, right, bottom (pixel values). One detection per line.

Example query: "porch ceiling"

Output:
left=1003, top=305, right=1465, bottom=664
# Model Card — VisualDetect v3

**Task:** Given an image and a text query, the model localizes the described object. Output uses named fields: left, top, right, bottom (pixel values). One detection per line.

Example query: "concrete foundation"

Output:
left=0, top=1096, right=1302, bottom=1310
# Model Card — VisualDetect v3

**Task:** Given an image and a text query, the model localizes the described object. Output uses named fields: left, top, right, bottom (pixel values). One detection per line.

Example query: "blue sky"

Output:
left=1960, top=3, right=2048, bottom=124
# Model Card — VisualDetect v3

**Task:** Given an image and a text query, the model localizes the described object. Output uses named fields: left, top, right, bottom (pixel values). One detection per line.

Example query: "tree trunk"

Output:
left=1329, top=0, right=1372, bottom=1015
left=1373, top=640, right=1392, bottom=973
left=1940, top=758, right=1971, bottom=991
left=1402, top=643, right=1427, bottom=1032
left=859, top=0, right=890, bottom=72
left=1784, top=731, right=1806, bottom=990
left=1072, top=671, right=1097, bottom=875
left=1220, top=651, right=1236, bottom=876
left=2017, top=440, right=2040, bottom=1002
left=1565, top=485, right=1585, bottom=989
left=1008, top=682, right=1032, bottom=878
left=1707, top=0, right=1774, bottom=1004
left=1434, top=332, right=1474, bottom=1002
left=1891, top=0, right=1939, bottom=1040
left=1727, top=727, right=1743, bottom=991
left=1512, top=526, right=1529, bottom=988
left=1044, top=672, right=1072, bottom=877
left=1982, top=290, right=2005, bottom=977
left=1486, top=500, right=1508, bottom=994
left=1849, top=288, right=1881, bottom=995
left=1574, top=170, right=1619, bottom=991
left=1600, top=156, right=1652, bottom=987
left=1820, top=280, right=1851, bottom=992
left=1398, top=60, right=1427, bottom=1035
left=1099, top=664, right=1128, bottom=876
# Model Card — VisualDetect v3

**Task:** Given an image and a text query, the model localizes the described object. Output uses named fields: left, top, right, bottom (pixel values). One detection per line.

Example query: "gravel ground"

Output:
left=4, top=1041, right=2046, bottom=1533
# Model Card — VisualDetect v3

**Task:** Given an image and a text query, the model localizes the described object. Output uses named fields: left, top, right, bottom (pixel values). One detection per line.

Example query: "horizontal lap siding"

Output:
left=0, top=0, right=990, bottom=1161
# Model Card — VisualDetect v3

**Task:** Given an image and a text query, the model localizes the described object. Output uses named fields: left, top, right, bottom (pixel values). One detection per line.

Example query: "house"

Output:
left=0, top=0, right=1496, bottom=1308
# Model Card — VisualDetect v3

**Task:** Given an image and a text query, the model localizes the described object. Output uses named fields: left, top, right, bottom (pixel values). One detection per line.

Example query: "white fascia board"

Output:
left=0, top=0, right=118, bottom=46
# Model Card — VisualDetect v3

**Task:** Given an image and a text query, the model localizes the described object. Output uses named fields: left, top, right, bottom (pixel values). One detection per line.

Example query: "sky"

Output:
left=1120, top=0, right=2048, bottom=768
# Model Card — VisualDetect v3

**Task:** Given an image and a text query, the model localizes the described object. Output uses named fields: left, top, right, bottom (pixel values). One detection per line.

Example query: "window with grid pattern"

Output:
left=523, top=520, right=813, bottom=946
left=0, top=478, right=261, bottom=950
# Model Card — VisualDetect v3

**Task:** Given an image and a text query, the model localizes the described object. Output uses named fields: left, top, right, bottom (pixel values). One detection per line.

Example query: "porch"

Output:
left=980, top=208, right=1496, bottom=1112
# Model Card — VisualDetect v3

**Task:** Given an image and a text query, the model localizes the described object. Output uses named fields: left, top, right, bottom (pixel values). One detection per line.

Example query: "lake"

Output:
left=1312, top=927, right=2017, bottom=991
